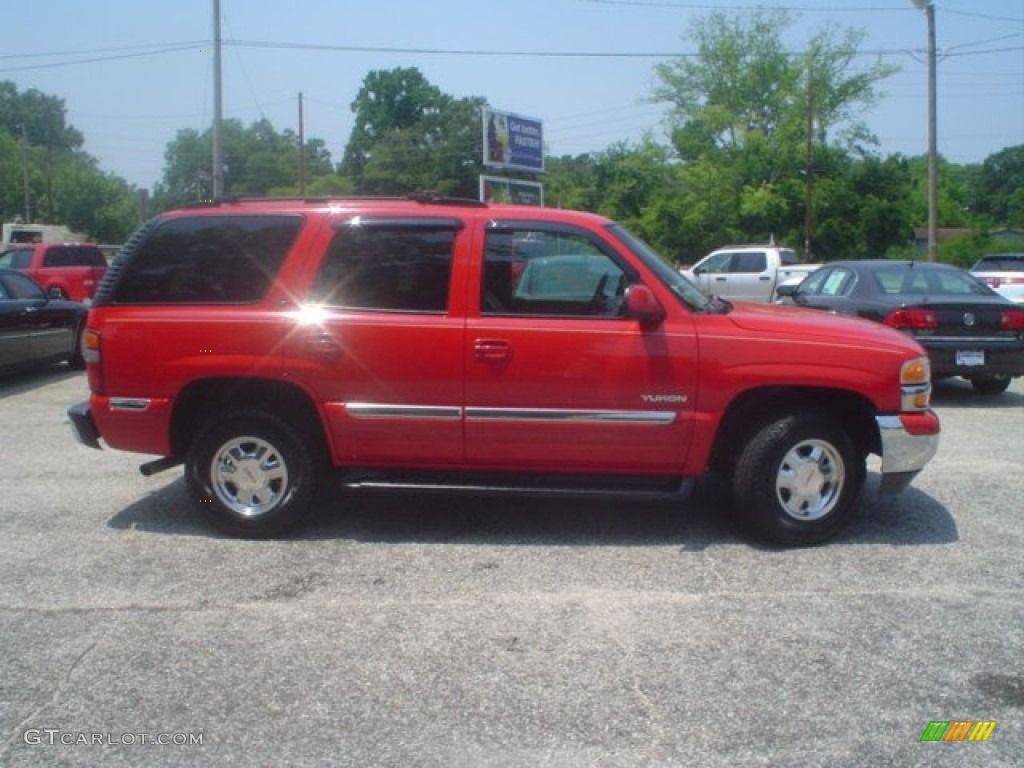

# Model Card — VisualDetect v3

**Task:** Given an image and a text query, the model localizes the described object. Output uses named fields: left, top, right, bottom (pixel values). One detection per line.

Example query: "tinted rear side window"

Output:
left=42, top=245, right=106, bottom=267
left=310, top=222, right=456, bottom=313
left=112, top=215, right=302, bottom=304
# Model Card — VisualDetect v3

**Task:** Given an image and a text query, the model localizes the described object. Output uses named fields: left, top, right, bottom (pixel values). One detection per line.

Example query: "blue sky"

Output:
left=3, top=0, right=1022, bottom=189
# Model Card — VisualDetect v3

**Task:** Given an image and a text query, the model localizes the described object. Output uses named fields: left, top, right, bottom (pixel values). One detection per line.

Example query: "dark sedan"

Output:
left=0, top=268, right=87, bottom=375
left=777, top=260, right=1024, bottom=395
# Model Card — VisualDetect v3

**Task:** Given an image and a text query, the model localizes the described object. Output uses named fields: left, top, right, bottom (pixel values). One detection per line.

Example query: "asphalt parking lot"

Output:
left=0, top=369, right=1021, bottom=767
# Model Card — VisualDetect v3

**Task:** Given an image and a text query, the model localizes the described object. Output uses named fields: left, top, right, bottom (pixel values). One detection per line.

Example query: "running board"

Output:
left=338, top=470, right=695, bottom=501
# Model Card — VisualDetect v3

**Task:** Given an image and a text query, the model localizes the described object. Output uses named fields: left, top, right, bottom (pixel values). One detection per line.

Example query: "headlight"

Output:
left=900, top=356, right=931, bottom=411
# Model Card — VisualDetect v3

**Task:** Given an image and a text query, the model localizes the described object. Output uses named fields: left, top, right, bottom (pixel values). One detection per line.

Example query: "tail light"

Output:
left=81, top=329, right=104, bottom=394
left=980, top=276, right=1024, bottom=289
left=884, top=308, right=938, bottom=330
left=1000, top=309, right=1024, bottom=330
left=81, top=329, right=101, bottom=363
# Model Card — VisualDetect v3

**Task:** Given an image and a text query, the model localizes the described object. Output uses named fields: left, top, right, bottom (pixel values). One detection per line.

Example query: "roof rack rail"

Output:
left=407, top=192, right=488, bottom=208
left=180, top=193, right=491, bottom=209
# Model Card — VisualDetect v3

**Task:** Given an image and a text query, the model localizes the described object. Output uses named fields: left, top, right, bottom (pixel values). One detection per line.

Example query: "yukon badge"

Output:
left=641, top=394, right=688, bottom=404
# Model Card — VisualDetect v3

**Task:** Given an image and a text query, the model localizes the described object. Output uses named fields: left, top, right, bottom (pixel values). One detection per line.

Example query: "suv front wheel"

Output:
left=732, top=412, right=863, bottom=546
left=186, top=410, right=318, bottom=538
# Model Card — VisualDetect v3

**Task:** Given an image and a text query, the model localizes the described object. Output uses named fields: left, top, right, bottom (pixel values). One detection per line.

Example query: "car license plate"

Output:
left=956, top=350, right=985, bottom=367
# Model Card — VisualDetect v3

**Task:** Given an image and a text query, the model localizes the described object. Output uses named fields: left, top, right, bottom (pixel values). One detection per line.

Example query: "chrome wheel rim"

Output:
left=210, top=436, right=289, bottom=517
left=775, top=439, right=845, bottom=521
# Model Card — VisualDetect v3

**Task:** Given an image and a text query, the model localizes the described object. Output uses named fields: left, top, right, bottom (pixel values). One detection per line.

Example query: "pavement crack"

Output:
left=583, top=594, right=667, bottom=765
left=2, top=637, right=99, bottom=765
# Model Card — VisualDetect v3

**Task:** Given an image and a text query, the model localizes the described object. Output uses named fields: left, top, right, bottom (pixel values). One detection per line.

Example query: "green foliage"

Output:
left=0, top=80, right=139, bottom=242
left=152, top=118, right=336, bottom=209
left=968, top=145, right=1024, bottom=228
left=0, top=81, right=83, bottom=151
left=655, top=9, right=799, bottom=161
left=341, top=68, right=485, bottom=196
left=52, top=156, right=139, bottom=243
left=649, top=10, right=902, bottom=260
left=936, top=232, right=998, bottom=269
left=5, top=23, right=1023, bottom=261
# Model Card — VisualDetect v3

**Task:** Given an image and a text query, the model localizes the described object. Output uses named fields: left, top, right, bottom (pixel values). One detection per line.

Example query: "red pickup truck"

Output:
left=0, top=242, right=107, bottom=302
left=68, top=196, right=939, bottom=545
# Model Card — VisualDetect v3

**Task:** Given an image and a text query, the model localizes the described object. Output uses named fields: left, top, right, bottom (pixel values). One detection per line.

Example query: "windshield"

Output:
left=605, top=224, right=711, bottom=311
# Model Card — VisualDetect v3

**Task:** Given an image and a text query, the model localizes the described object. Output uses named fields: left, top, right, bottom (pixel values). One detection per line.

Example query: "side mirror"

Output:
left=45, top=286, right=63, bottom=300
left=775, top=283, right=798, bottom=298
left=623, top=284, right=665, bottom=328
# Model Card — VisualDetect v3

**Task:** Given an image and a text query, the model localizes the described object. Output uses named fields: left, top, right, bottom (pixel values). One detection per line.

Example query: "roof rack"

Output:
left=407, top=192, right=488, bottom=208
left=180, top=193, right=490, bottom=210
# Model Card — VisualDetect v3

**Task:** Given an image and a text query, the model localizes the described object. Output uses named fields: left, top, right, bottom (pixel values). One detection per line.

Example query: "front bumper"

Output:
left=68, top=401, right=102, bottom=449
left=875, top=411, right=940, bottom=494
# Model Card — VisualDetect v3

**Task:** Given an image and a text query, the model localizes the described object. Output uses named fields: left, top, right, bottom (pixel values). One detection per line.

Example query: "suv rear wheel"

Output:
left=732, top=412, right=863, bottom=546
left=970, top=374, right=1011, bottom=395
left=186, top=410, right=318, bottom=538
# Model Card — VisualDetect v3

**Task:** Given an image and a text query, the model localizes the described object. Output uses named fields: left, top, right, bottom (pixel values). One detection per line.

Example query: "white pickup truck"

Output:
left=683, top=244, right=820, bottom=303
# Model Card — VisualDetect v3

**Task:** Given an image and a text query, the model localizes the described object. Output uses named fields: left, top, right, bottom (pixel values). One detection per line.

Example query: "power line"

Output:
left=226, top=38, right=1023, bottom=61
left=581, top=0, right=917, bottom=11
left=582, top=0, right=1024, bottom=20
left=0, top=44, right=202, bottom=74
left=0, top=41, right=208, bottom=61
left=944, top=8, right=1024, bottom=24
left=2, top=36, right=1020, bottom=73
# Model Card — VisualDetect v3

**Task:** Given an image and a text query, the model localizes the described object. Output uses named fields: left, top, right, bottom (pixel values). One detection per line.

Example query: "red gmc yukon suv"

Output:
left=68, top=196, right=940, bottom=545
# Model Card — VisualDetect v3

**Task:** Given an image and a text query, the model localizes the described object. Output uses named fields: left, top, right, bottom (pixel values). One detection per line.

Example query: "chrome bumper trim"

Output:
left=875, top=414, right=939, bottom=493
left=109, top=398, right=152, bottom=412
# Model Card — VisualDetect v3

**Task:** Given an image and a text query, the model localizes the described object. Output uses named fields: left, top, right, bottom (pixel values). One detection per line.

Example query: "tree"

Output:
left=0, top=81, right=140, bottom=241
left=52, top=155, right=139, bottom=243
left=652, top=10, right=899, bottom=258
left=341, top=67, right=485, bottom=196
left=654, top=10, right=799, bottom=167
left=968, top=145, right=1024, bottom=228
left=0, top=81, right=83, bottom=151
left=153, top=118, right=335, bottom=209
left=341, top=68, right=446, bottom=182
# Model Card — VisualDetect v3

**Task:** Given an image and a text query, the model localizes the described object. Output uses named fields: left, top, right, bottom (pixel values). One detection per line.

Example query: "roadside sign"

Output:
left=479, top=176, right=544, bottom=206
left=482, top=108, right=544, bottom=173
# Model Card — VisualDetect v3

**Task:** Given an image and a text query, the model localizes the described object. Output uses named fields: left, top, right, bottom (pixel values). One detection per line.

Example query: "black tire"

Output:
left=186, top=409, right=318, bottom=538
left=732, top=412, right=864, bottom=547
left=970, top=374, right=1012, bottom=395
left=67, top=322, right=86, bottom=370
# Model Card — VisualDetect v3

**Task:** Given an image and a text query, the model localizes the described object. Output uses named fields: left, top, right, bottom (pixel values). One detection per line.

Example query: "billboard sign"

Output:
left=479, top=176, right=544, bottom=206
left=482, top=108, right=544, bottom=173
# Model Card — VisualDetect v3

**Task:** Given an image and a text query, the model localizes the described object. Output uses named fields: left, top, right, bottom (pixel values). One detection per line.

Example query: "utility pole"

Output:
left=298, top=92, right=306, bottom=195
left=913, top=0, right=938, bottom=262
left=212, top=0, right=224, bottom=199
left=804, top=57, right=815, bottom=260
left=20, top=125, right=32, bottom=222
